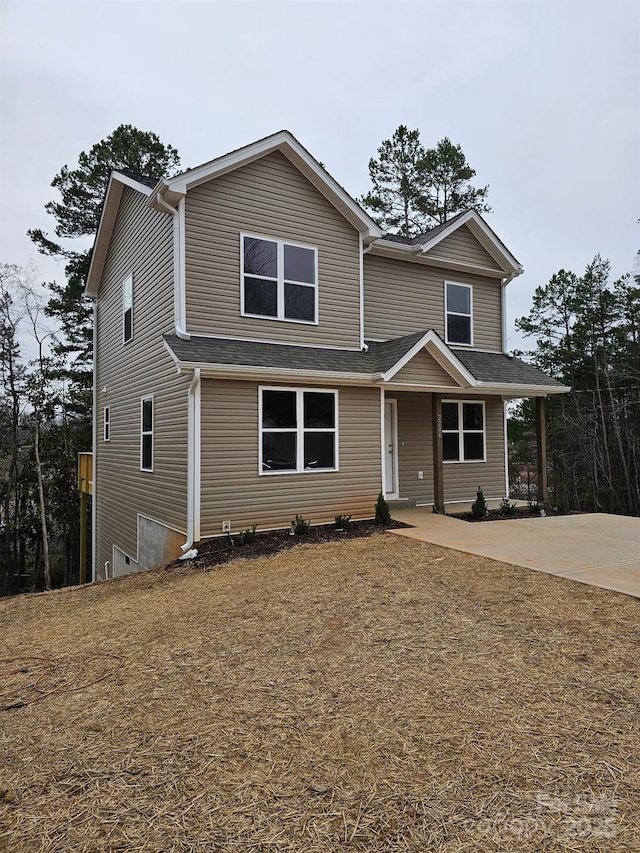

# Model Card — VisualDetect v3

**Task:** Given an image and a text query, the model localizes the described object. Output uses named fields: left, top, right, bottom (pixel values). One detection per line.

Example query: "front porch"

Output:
left=382, top=391, right=550, bottom=510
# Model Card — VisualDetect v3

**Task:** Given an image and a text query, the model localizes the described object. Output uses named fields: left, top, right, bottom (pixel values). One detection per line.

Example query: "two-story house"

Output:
left=85, top=131, right=568, bottom=580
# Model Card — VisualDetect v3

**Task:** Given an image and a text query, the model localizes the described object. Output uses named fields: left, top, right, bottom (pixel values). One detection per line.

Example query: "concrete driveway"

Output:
left=390, top=509, right=640, bottom=598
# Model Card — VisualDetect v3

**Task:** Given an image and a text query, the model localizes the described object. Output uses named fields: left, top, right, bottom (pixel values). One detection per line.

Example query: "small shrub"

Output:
left=292, top=514, right=311, bottom=535
left=499, top=497, right=517, bottom=516
left=471, top=486, right=489, bottom=519
left=238, top=524, right=257, bottom=545
left=528, top=499, right=546, bottom=517
left=374, top=492, right=391, bottom=525
left=334, top=514, right=352, bottom=530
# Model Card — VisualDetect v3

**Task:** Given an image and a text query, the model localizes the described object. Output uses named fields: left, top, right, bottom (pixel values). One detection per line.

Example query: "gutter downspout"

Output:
left=156, top=190, right=190, bottom=341
left=182, top=368, right=201, bottom=553
left=361, top=239, right=374, bottom=352
left=501, top=272, right=516, bottom=354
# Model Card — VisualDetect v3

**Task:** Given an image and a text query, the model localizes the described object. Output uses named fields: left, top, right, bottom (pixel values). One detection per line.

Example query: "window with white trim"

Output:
left=123, top=274, right=133, bottom=343
left=442, top=400, right=485, bottom=462
left=260, top=387, right=337, bottom=474
left=241, top=235, right=317, bottom=323
left=103, top=406, right=110, bottom=442
left=445, top=282, right=473, bottom=345
left=141, top=396, right=153, bottom=471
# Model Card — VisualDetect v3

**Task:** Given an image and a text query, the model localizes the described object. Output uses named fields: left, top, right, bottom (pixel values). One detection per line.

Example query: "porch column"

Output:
left=535, top=396, right=548, bottom=503
left=432, top=393, right=445, bottom=513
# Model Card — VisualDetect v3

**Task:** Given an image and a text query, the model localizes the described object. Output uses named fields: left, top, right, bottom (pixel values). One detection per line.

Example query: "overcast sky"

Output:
left=1, top=0, right=638, bottom=351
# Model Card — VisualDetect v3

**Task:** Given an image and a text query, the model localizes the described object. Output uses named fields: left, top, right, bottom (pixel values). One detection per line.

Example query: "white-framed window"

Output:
left=442, top=400, right=485, bottom=463
left=123, top=273, right=133, bottom=343
left=241, top=234, right=318, bottom=324
left=103, top=406, right=111, bottom=442
left=445, top=281, right=473, bottom=346
left=259, top=386, right=338, bottom=474
left=140, top=395, right=153, bottom=472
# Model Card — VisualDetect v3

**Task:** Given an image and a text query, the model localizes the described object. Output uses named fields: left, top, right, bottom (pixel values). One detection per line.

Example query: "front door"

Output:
left=384, top=400, right=398, bottom=498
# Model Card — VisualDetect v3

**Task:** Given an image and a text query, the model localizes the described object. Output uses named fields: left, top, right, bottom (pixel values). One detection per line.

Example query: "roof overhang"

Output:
left=85, top=171, right=153, bottom=298
left=418, top=210, right=523, bottom=277
left=377, top=329, right=476, bottom=387
left=369, top=210, right=523, bottom=279
left=148, top=130, right=383, bottom=241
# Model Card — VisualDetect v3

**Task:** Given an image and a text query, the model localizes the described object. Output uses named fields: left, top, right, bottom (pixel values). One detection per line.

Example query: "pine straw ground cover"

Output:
left=1, top=535, right=639, bottom=853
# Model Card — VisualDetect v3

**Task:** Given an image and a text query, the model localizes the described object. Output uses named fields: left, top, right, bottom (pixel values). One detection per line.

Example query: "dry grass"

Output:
left=1, top=534, right=639, bottom=852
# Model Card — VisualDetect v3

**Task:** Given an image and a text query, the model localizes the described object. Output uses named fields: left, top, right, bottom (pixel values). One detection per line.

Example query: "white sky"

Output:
left=1, top=0, right=638, bottom=352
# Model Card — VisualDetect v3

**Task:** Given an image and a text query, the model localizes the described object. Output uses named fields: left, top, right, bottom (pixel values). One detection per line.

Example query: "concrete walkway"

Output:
left=389, top=508, right=640, bottom=599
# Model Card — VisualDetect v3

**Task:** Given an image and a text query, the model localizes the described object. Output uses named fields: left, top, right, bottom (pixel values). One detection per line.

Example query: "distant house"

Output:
left=85, top=130, right=568, bottom=579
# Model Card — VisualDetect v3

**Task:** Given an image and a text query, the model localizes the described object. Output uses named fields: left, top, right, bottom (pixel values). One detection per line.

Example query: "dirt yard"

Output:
left=1, top=534, right=638, bottom=852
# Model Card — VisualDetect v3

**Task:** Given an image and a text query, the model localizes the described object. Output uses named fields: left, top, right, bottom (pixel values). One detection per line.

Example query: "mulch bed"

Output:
left=1, top=535, right=638, bottom=852
left=453, top=506, right=573, bottom=523
left=167, top=519, right=410, bottom=570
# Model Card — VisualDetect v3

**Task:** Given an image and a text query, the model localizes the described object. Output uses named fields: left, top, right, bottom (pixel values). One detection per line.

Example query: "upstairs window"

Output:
left=442, top=400, right=485, bottom=462
left=140, top=396, right=153, bottom=471
left=103, top=407, right=110, bottom=442
left=260, top=387, right=337, bottom=474
left=123, top=274, right=133, bottom=343
left=241, top=235, right=317, bottom=324
left=445, top=282, right=473, bottom=346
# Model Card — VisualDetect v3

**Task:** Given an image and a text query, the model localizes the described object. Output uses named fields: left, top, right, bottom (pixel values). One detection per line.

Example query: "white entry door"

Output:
left=384, top=400, right=398, bottom=498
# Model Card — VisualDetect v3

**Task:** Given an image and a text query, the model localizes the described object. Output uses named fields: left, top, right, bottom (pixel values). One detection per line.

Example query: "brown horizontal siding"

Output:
left=392, top=349, right=460, bottom=386
left=426, top=224, right=503, bottom=271
left=387, top=392, right=506, bottom=504
left=364, top=254, right=502, bottom=351
left=185, top=151, right=361, bottom=349
left=200, top=380, right=381, bottom=533
left=95, top=186, right=189, bottom=579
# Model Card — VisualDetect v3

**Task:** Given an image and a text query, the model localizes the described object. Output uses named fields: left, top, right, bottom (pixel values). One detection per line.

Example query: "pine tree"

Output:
left=360, top=126, right=490, bottom=237
left=28, top=125, right=181, bottom=412
left=422, top=137, right=491, bottom=224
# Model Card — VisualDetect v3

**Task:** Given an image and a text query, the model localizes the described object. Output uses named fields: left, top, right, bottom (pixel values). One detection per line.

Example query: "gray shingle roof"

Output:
left=164, top=331, right=426, bottom=375
left=381, top=211, right=470, bottom=246
left=164, top=332, right=565, bottom=390
left=117, top=169, right=159, bottom=190
left=451, top=349, right=566, bottom=387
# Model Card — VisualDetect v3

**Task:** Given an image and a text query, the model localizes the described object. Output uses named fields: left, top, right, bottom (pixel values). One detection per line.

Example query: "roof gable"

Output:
left=85, top=171, right=154, bottom=297
left=424, top=223, right=504, bottom=273
left=372, top=210, right=523, bottom=278
left=149, top=130, right=383, bottom=241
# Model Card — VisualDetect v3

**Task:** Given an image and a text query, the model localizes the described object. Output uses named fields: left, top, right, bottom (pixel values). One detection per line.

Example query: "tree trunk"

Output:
left=34, top=414, right=52, bottom=590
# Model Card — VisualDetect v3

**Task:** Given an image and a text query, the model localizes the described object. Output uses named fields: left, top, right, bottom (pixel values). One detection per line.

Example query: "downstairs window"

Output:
left=260, top=387, right=337, bottom=474
left=442, top=400, right=485, bottom=462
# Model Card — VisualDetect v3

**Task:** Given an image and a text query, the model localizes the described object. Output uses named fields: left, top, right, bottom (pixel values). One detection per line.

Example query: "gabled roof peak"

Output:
left=149, top=129, right=383, bottom=241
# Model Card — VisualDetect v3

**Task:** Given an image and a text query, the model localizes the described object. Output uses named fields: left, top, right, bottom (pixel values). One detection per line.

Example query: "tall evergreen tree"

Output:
left=360, top=126, right=490, bottom=237
left=359, top=125, right=431, bottom=238
left=514, top=256, right=640, bottom=516
left=422, top=137, right=491, bottom=224
left=28, top=125, right=181, bottom=411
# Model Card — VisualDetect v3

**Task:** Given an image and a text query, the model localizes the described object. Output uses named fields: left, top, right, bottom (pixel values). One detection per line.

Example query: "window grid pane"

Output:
left=261, top=389, right=336, bottom=474
left=243, top=236, right=317, bottom=323
left=442, top=401, right=485, bottom=463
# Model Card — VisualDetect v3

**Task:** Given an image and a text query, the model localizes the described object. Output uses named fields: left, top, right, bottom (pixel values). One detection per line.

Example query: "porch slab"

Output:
left=389, top=510, right=640, bottom=598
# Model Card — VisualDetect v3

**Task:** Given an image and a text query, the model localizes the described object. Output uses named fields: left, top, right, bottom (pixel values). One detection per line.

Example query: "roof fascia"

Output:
left=368, top=242, right=505, bottom=277
left=85, top=172, right=153, bottom=298
left=475, top=381, right=570, bottom=396
left=417, top=210, right=524, bottom=276
left=150, top=131, right=383, bottom=240
left=381, top=330, right=476, bottom=387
